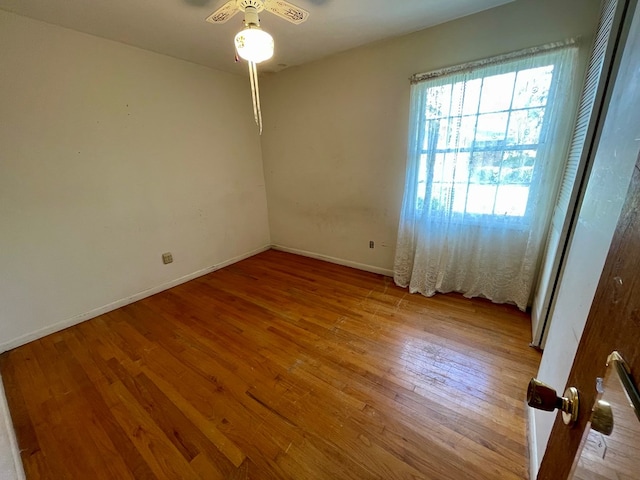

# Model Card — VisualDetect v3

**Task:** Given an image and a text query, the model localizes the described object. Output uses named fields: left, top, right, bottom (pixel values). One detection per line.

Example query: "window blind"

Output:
left=554, top=0, right=617, bottom=215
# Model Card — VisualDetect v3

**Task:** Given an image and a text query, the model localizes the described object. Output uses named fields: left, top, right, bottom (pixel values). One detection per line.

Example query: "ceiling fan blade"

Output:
left=264, top=0, right=309, bottom=24
left=205, top=0, right=240, bottom=24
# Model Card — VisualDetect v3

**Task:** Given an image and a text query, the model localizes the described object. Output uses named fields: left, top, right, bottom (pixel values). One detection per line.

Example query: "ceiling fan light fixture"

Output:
left=206, top=0, right=308, bottom=134
left=234, top=26, right=274, bottom=63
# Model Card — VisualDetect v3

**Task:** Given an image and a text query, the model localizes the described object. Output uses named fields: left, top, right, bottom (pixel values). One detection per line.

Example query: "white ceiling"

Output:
left=0, top=0, right=515, bottom=74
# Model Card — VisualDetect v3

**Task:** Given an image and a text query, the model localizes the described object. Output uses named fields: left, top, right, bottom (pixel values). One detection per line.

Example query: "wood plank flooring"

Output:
left=0, top=250, right=541, bottom=479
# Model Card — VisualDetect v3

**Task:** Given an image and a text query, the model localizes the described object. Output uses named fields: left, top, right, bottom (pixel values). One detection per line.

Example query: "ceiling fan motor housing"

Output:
left=238, top=0, right=265, bottom=13
left=239, top=0, right=264, bottom=26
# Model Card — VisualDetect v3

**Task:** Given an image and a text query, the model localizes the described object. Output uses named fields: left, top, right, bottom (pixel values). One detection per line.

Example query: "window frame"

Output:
left=413, top=51, right=567, bottom=227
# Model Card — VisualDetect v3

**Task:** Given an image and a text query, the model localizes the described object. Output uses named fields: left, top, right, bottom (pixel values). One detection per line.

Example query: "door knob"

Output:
left=527, top=378, right=580, bottom=426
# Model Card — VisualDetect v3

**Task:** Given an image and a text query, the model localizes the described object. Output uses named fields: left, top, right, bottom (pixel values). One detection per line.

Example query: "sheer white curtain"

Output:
left=394, top=44, right=579, bottom=310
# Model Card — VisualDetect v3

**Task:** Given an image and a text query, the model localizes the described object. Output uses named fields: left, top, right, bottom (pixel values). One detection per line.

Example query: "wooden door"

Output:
left=537, top=4, right=640, bottom=473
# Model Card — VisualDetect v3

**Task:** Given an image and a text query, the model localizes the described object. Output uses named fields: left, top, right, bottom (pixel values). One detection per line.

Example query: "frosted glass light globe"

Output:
left=234, top=27, right=274, bottom=63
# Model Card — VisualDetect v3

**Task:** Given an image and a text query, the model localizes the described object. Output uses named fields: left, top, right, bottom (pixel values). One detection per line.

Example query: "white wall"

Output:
left=0, top=11, right=270, bottom=350
left=533, top=1, right=640, bottom=472
left=260, top=0, right=601, bottom=275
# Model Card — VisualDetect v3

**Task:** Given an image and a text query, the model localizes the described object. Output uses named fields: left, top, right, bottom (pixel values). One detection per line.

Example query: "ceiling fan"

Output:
left=206, top=0, right=310, bottom=134
left=206, top=0, right=310, bottom=26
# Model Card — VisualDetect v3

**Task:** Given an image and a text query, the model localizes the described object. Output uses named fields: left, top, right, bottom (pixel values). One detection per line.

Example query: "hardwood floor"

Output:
left=1, top=250, right=541, bottom=479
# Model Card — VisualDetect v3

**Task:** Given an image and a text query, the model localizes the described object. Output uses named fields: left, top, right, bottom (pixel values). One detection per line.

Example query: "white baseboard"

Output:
left=0, top=245, right=270, bottom=353
left=1, top=244, right=390, bottom=352
left=271, top=244, right=394, bottom=277
left=528, top=406, right=539, bottom=480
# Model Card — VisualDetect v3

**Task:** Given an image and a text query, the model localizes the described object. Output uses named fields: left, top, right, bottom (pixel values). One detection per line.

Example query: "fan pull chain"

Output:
left=248, top=61, right=263, bottom=135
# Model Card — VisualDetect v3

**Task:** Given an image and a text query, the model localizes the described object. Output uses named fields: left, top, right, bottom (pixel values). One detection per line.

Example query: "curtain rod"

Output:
left=410, top=38, right=578, bottom=85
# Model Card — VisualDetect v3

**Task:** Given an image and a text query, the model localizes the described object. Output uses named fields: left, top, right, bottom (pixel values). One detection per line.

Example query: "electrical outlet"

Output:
left=162, top=252, right=173, bottom=264
left=369, top=241, right=375, bottom=248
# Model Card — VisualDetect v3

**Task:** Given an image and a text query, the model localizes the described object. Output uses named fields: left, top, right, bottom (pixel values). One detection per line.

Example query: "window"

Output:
left=414, top=53, right=565, bottom=222
left=395, top=44, right=579, bottom=310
